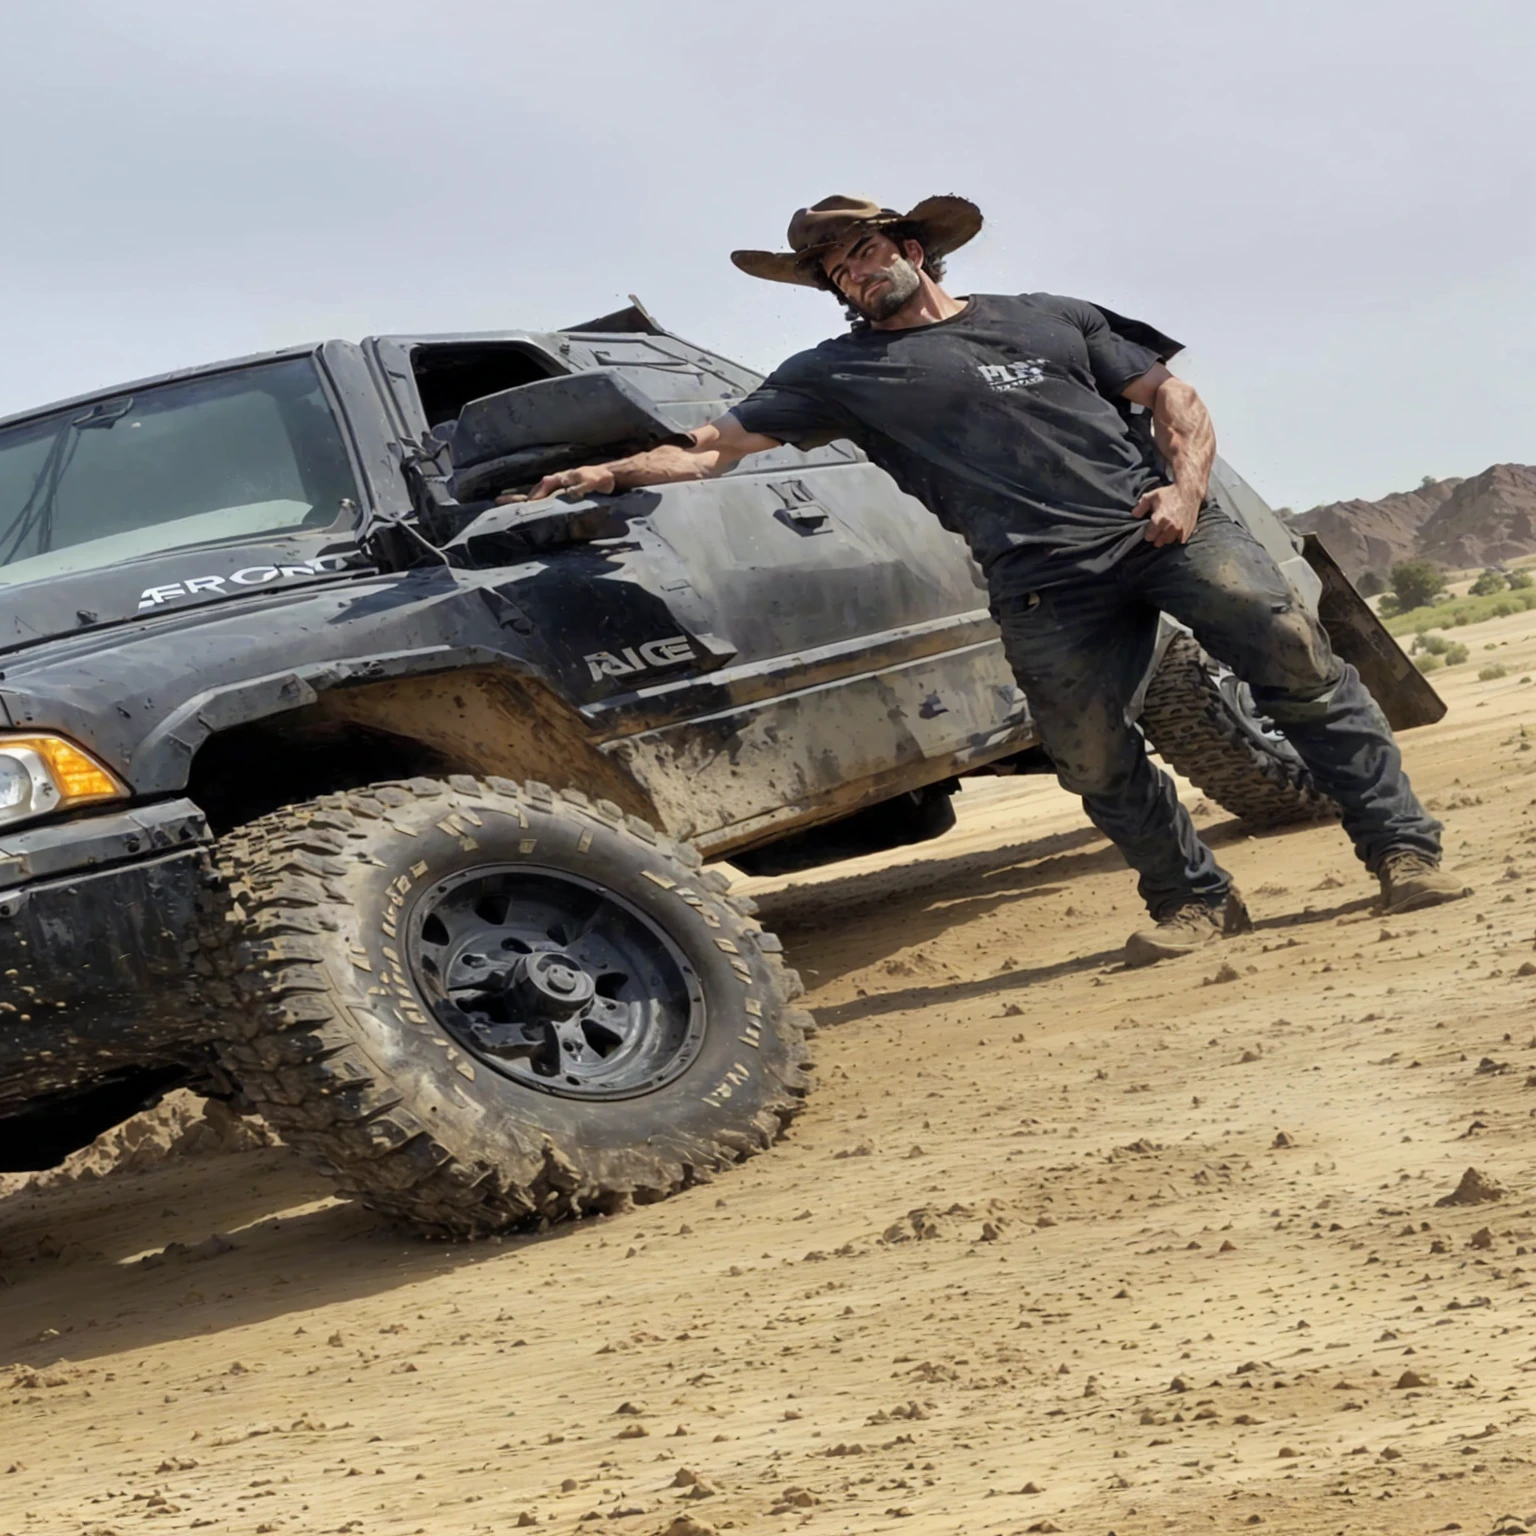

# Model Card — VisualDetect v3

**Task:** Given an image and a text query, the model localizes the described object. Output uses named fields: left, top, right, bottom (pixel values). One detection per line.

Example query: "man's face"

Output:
left=820, top=229, right=924, bottom=321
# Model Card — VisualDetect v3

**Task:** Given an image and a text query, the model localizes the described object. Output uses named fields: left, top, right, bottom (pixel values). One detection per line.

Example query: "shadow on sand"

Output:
left=764, top=810, right=1377, bottom=1021
left=0, top=1149, right=605, bottom=1365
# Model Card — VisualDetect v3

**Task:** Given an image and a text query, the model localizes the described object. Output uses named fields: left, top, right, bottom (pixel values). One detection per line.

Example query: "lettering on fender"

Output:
left=138, top=554, right=354, bottom=611
left=584, top=635, right=697, bottom=683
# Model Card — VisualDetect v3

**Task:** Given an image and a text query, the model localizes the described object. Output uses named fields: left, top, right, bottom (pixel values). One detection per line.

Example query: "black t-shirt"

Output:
left=730, top=293, right=1169, bottom=590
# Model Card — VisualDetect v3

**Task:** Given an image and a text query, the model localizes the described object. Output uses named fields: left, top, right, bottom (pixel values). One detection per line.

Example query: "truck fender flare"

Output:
left=130, top=646, right=533, bottom=792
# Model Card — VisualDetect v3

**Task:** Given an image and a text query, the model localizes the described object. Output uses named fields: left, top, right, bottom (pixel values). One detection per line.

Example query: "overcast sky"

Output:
left=1, top=0, right=1530, bottom=511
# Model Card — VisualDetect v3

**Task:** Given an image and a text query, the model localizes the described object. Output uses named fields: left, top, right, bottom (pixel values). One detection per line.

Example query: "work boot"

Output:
left=1378, top=850, right=1470, bottom=914
left=1124, top=890, right=1252, bottom=968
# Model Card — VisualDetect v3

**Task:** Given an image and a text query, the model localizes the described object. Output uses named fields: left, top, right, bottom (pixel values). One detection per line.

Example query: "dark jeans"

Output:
left=991, top=508, right=1442, bottom=918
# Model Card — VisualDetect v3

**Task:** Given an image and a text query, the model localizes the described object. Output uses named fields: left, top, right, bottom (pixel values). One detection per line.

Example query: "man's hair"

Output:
left=807, top=222, right=947, bottom=327
left=881, top=222, right=947, bottom=282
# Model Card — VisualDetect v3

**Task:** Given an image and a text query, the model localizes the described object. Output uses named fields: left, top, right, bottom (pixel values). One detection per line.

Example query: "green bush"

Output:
left=1509, top=569, right=1534, bottom=590
left=1377, top=592, right=1400, bottom=617
left=1387, top=586, right=1536, bottom=635
left=1417, top=653, right=1444, bottom=673
left=1480, top=664, right=1508, bottom=681
left=1416, top=634, right=1469, bottom=665
left=1470, top=568, right=1508, bottom=596
left=1358, top=570, right=1386, bottom=598
left=1390, top=559, right=1446, bottom=611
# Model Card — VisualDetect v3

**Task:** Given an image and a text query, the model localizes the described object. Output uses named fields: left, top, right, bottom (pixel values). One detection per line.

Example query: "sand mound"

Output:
left=0, top=1091, right=277, bottom=1197
left=1434, top=1165, right=1507, bottom=1207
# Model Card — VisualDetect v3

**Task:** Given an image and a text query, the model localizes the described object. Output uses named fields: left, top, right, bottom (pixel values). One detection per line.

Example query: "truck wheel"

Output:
left=215, top=777, right=812, bottom=1237
left=1139, top=634, right=1339, bottom=828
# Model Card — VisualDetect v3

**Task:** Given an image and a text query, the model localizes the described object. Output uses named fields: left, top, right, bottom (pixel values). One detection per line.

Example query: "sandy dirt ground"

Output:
left=6, top=614, right=1536, bottom=1536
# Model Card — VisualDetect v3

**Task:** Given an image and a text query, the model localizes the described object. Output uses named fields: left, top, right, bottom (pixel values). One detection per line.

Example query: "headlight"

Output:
left=0, top=756, right=28, bottom=812
left=0, top=736, right=126, bottom=830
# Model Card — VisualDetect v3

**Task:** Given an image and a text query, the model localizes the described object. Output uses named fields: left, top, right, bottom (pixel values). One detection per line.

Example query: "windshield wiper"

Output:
left=0, top=396, right=134, bottom=565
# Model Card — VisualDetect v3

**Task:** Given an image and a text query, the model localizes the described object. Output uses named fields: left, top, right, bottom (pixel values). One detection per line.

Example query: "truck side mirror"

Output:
left=448, top=369, right=686, bottom=503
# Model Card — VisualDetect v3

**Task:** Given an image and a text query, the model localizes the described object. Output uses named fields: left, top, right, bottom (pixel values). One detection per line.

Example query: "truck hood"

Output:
left=0, top=550, right=559, bottom=799
left=0, top=534, right=367, bottom=657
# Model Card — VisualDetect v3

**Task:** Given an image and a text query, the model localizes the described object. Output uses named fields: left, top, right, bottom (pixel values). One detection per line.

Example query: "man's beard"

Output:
left=846, top=257, right=922, bottom=321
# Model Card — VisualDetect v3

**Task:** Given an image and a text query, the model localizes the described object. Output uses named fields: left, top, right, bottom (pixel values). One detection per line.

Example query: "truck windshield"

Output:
left=0, top=357, right=358, bottom=587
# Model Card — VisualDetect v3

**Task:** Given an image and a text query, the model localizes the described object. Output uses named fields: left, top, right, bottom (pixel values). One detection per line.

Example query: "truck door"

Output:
left=552, top=330, right=1030, bottom=851
left=363, top=330, right=1030, bottom=853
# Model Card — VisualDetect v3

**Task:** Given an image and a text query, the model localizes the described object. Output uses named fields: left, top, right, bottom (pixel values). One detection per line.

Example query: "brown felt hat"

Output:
left=731, top=193, right=982, bottom=287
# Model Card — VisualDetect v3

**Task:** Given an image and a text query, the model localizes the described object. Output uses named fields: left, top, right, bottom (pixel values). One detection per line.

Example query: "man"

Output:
left=512, top=193, right=1467, bottom=964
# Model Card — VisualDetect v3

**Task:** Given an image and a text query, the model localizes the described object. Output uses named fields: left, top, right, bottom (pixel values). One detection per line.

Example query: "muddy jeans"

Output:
left=991, top=507, right=1442, bottom=918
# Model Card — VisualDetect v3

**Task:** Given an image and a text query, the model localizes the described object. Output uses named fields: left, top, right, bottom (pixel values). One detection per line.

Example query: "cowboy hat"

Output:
left=731, top=194, right=982, bottom=287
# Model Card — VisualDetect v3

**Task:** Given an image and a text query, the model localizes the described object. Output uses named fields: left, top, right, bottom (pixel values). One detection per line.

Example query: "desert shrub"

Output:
left=1508, top=569, right=1534, bottom=590
left=1416, top=635, right=1468, bottom=664
left=1416, top=653, right=1444, bottom=673
left=1470, top=568, right=1508, bottom=596
left=1358, top=570, right=1386, bottom=598
left=1387, top=587, right=1536, bottom=636
left=1480, top=664, right=1509, bottom=681
left=1390, top=559, right=1446, bottom=611
left=1377, top=592, right=1400, bottom=617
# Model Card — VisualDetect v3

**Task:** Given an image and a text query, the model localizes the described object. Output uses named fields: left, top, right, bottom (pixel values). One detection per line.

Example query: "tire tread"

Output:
left=215, top=778, right=809, bottom=1237
left=1140, top=634, right=1338, bottom=827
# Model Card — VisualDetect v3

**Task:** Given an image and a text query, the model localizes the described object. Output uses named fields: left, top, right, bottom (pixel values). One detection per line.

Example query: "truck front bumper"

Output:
left=0, top=800, right=223, bottom=1110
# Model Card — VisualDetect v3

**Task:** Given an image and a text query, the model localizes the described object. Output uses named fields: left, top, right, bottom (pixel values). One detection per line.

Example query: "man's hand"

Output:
left=1121, top=368, right=1216, bottom=549
left=494, top=416, right=784, bottom=505
left=497, top=464, right=617, bottom=505
left=1132, top=483, right=1201, bottom=546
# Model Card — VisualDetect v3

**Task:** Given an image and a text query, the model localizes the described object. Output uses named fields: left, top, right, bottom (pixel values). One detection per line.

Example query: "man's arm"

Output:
left=500, top=414, right=783, bottom=504
left=1121, top=364, right=1217, bottom=547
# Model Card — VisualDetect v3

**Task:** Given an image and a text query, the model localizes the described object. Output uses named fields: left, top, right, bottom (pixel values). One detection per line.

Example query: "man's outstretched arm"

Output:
left=500, top=414, right=784, bottom=504
left=1121, top=365, right=1217, bottom=548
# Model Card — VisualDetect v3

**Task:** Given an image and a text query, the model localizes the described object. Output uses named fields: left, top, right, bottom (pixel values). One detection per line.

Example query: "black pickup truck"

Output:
left=0, top=301, right=1439, bottom=1233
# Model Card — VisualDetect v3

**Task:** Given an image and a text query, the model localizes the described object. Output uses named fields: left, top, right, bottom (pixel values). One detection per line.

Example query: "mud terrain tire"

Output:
left=216, top=776, right=811, bottom=1236
left=1139, top=633, right=1339, bottom=828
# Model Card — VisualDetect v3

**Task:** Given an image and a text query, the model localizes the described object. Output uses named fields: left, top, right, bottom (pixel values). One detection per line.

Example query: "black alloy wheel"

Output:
left=410, top=866, right=706, bottom=1100
left=216, top=776, right=812, bottom=1236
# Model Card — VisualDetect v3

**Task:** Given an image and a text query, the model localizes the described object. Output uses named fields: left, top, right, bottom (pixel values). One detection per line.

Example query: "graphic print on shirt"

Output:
left=976, top=357, right=1048, bottom=393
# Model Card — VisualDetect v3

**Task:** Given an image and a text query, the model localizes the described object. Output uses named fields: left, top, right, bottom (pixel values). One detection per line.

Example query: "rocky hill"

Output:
left=1287, top=463, right=1536, bottom=583
left=1417, top=463, right=1536, bottom=571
